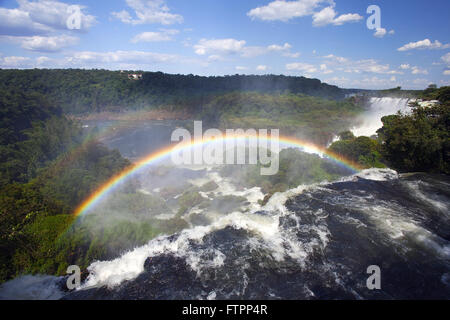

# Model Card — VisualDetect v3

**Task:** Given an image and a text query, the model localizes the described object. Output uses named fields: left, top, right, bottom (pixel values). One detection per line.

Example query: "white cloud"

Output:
left=323, top=54, right=399, bottom=75
left=443, top=70, right=450, bottom=76
left=112, top=0, right=183, bottom=25
left=0, top=50, right=210, bottom=70
left=0, top=0, right=96, bottom=36
left=0, top=8, right=50, bottom=36
left=248, top=0, right=361, bottom=27
left=398, top=39, right=450, bottom=51
left=325, top=73, right=434, bottom=90
left=193, top=39, right=297, bottom=59
left=244, top=42, right=294, bottom=58
left=0, top=34, right=79, bottom=52
left=322, top=54, right=347, bottom=63
left=326, top=76, right=401, bottom=90
left=256, top=65, right=267, bottom=71
left=320, top=63, right=333, bottom=74
left=235, top=66, right=248, bottom=71
left=312, top=6, right=362, bottom=27
left=411, top=66, right=428, bottom=75
left=323, top=76, right=349, bottom=86
left=399, top=64, right=410, bottom=70
left=242, top=43, right=294, bottom=58
left=68, top=50, right=178, bottom=66
left=411, top=78, right=432, bottom=87
left=286, top=62, right=317, bottom=73
left=332, top=12, right=363, bottom=25
left=441, top=53, right=450, bottom=65
left=131, top=29, right=179, bottom=43
left=0, top=55, right=32, bottom=68
left=19, top=0, right=96, bottom=30
left=247, top=0, right=323, bottom=22
left=283, top=52, right=301, bottom=58
left=240, top=46, right=268, bottom=58
left=36, top=56, right=51, bottom=65
left=194, top=38, right=246, bottom=56
left=286, top=54, right=392, bottom=75
left=20, top=35, right=78, bottom=52
left=311, top=6, right=335, bottom=26
left=357, top=60, right=399, bottom=74
left=373, top=28, right=386, bottom=38
left=0, top=54, right=66, bottom=69
left=374, top=28, right=394, bottom=38
left=207, top=55, right=222, bottom=62
left=360, top=76, right=395, bottom=87
left=267, top=43, right=291, bottom=51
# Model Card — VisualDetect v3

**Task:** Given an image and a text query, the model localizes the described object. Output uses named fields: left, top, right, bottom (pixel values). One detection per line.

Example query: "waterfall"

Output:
left=352, top=97, right=411, bottom=137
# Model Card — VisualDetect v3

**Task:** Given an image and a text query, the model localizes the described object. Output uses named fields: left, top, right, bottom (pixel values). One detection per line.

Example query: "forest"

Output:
left=0, top=69, right=448, bottom=285
left=0, top=89, right=130, bottom=282
left=0, top=69, right=345, bottom=114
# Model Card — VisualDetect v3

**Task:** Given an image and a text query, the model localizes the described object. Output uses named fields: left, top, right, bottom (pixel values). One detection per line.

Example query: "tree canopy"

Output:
left=0, top=69, right=345, bottom=114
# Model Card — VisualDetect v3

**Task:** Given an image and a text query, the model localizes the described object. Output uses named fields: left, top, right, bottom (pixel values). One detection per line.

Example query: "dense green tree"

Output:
left=0, top=87, right=131, bottom=282
left=0, top=69, right=345, bottom=114
left=338, top=131, right=356, bottom=141
left=377, top=88, right=449, bottom=173
left=329, top=135, right=385, bottom=169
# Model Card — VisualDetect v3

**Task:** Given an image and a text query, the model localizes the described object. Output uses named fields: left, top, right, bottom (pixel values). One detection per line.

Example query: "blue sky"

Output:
left=0, top=0, right=449, bottom=89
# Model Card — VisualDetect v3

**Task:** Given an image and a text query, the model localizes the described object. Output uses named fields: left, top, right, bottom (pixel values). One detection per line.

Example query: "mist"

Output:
left=351, top=97, right=411, bottom=137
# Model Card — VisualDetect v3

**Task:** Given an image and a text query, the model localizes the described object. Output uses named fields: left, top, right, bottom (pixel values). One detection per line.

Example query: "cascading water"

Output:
left=351, top=97, right=411, bottom=137
left=18, top=168, right=446, bottom=300
left=1, top=116, right=449, bottom=300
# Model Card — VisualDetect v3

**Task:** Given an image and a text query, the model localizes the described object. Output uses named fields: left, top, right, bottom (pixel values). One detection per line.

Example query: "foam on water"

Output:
left=5, top=169, right=447, bottom=299
left=79, top=169, right=401, bottom=290
left=82, top=207, right=315, bottom=289
left=190, top=171, right=265, bottom=213
left=336, top=188, right=450, bottom=259
left=404, top=180, right=449, bottom=215
left=353, top=168, right=399, bottom=181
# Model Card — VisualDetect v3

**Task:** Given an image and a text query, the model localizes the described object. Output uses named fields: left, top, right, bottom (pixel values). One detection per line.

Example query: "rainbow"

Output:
left=73, top=134, right=363, bottom=218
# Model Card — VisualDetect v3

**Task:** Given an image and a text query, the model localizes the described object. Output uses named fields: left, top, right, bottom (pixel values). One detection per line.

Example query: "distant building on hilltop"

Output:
left=128, top=73, right=143, bottom=80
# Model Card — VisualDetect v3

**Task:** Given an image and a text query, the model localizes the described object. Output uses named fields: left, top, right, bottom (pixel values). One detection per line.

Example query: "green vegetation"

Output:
left=377, top=86, right=449, bottom=174
left=328, top=86, right=450, bottom=174
left=201, top=92, right=363, bottom=145
left=0, top=69, right=367, bottom=146
left=11, top=213, right=188, bottom=277
left=177, top=190, right=205, bottom=216
left=220, top=148, right=352, bottom=202
left=0, top=69, right=345, bottom=114
left=0, top=90, right=131, bottom=282
left=328, top=131, right=385, bottom=169
left=419, top=84, right=450, bottom=102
